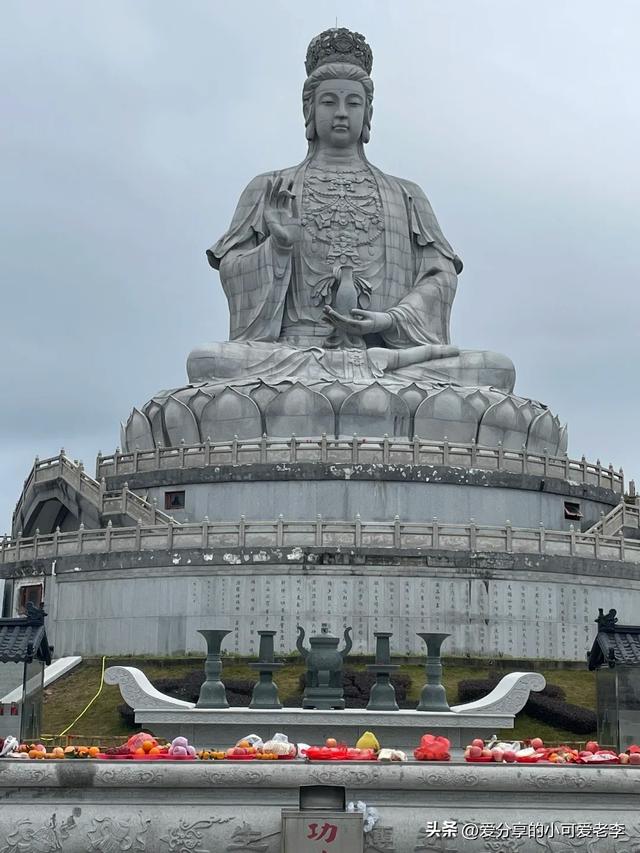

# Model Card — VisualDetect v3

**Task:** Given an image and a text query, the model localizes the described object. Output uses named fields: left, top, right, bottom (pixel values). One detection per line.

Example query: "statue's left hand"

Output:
left=323, top=307, right=393, bottom=335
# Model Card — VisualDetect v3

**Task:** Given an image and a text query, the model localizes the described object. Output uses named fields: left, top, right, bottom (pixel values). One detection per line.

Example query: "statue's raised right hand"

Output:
left=264, top=177, right=301, bottom=249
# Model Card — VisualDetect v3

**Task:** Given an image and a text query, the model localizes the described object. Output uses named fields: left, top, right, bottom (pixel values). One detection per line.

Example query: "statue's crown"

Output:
left=305, top=28, right=373, bottom=76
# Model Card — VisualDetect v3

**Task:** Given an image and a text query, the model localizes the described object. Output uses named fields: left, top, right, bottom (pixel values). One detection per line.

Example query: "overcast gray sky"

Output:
left=2, top=0, right=639, bottom=533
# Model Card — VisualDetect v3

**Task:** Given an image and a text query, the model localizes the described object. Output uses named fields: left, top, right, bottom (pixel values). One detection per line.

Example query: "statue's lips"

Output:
left=332, top=125, right=349, bottom=132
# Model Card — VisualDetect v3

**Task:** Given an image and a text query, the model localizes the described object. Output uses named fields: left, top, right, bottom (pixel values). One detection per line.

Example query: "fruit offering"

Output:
left=305, top=737, right=377, bottom=761
left=414, top=734, right=451, bottom=761
left=355, top=731, right=380, bottom=753
left=262, top=733, right=297, bottom=758
left=226, top=739, right=260, bottom=760
left=464, top=738, right=519, bottom=763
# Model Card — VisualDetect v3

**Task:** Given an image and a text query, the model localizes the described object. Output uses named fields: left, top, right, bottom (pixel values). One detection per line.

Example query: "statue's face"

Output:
left=314, top=79, right=366, bottom=148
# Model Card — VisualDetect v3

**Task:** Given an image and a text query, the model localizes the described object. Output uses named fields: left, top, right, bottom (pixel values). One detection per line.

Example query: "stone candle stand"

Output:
left=416, top=632, right=451, bottom=712
left=196, top=629, right=231, bottom=709
left=366, top=631, right=400, bottom=711
left=249, top=630, right=283, bottom=709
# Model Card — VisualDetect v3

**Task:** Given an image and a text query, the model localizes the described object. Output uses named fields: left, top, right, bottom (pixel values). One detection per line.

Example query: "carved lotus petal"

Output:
left=413, top=386, right=478, bottom=443
left=249, top=381, right=284, bottom=411
left=339, top=382, right=409, bottom=438
left=318, top=380, right=352, bottom=415
left=124, top=407, right=154, bottom=452
left=265, top=384, right=334, bottom=438
left=398, top=382, right=429, bottom=416
left=200, top=387, right=261, bottom=441
left=477, top=396, right=529, bottom=450
left=163, top=395, right=201, bottom=447
left=527, top=409, right=559, bottom=455
left=143, top=400, right=168, bottom=447
left=187, top=388, right=215, bottom=419
left=558, top=423, right=569, bottom=457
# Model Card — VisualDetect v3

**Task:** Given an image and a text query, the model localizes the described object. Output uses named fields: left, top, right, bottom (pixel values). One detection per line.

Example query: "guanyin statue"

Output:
left=122, top=29, right=566, bottom=454
left=188, top=28, right=515, bottom=393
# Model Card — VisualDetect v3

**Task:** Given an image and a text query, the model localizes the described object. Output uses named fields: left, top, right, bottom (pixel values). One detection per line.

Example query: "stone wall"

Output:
left=19, top=546, right=640, bottom=659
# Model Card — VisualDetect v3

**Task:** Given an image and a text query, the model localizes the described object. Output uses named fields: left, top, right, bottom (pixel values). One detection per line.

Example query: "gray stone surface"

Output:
left=1, top=760, right=640, bottom=853
left=139, top=476, right=613, bottom=530
left=6, top=543, right=639, bottom=658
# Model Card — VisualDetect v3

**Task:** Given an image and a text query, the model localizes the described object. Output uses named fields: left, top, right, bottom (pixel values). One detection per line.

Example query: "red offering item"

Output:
left=225, top=754, right=256, bottom=761
left=515, top=755, right=544, bottom=763
left=277, top=754, right=296, bottom=760
left=305, top=746, right=349, bottom=761
left=464, top=755, right=494, bottom=763
left=414, top=734, right=451, bottom=762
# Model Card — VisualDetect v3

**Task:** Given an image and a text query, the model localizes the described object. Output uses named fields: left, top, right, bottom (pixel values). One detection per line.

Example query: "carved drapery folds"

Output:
left=123, top=381, right=567, bottom=456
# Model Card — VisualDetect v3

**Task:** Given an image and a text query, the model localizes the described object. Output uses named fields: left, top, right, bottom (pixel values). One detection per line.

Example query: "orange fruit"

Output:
left=142, top=740, right=155, bottom=753
left=134, top=747, right=145, bottom=755
left=148, top=746, right=160, bottom=755
left=88, top=746, right=100, bottom=758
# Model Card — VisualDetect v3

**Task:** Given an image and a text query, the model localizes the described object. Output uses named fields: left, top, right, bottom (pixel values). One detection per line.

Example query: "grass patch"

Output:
left=41, top=658, right=597, bottom=745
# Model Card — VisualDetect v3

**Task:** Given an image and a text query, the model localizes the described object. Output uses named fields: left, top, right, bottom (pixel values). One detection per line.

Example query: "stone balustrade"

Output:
left=1, top=516, right=638, bottom=565
left=95, top=435, right=624, bottom=493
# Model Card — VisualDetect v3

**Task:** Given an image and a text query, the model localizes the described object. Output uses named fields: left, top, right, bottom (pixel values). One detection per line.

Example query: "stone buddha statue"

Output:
left=187, top=28, right=515, bottom=393
left=122, top=29, right=566, bottom=454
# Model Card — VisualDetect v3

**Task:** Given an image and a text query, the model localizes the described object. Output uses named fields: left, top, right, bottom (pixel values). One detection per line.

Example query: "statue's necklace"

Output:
left=301, top=164, right=384, bottom=266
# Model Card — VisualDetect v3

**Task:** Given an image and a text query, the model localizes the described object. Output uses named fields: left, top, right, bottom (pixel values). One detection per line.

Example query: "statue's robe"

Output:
left=190, top=158, right=515, bottom=393
left=207, top=160, right=462, bottom=347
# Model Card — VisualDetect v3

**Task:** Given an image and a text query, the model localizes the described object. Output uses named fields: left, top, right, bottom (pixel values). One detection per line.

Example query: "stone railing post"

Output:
left=167, top=518, right=174, bottom=551
left=290, top=434, right=297, bottom=463
left=443, top=437, right=450, bottom=466
left=432, top=517, right=439, bottom=549
left=260, top=433, right=268, bottom=463
left=354, top=513, right=362, bottom=547
left=469, top=518, right=477, bottom=550
left=470, top=438, right=477, bottom=468
left=382, top=434, right=390, bottom=464
left=539, top=522, right=545, bottom=554
left=351, top=434, right=359, bottom=464
left=33, top=528, right=39, bottom=559
left=105, top=520, right=112, bottom=551
left=231, top=435, right=238, bottom=465
left=496, top=441, right=504, bottom=470
left=320, top=432, right=328, bottom=463
left=135, top=519, right=142, bottom=550
left=315, top=514, right=323, bottom=547
left=569, top=524, right=576, bottom=555
left=521, top=444, right=527, bottom=474
left=412, top=434, right=421, bottom=464
left=53, top=526, right=60, bottom=556
left=505, top=520, right=513, bottom=553
left=239, top=514, right=246, bottom=548
left=393, top=515, right=401, bottom=548
left=201, top=516, right=209, bottom=548
left=78, top=522, right=84, bottom=554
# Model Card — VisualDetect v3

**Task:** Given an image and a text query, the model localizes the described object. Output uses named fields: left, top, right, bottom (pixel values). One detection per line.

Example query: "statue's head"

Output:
left=303, top=29, right=374, bottom=151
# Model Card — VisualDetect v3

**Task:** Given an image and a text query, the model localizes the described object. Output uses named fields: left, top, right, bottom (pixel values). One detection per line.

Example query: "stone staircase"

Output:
left=12, top=452, right=177, bottom=537
left=587, top=496, right=640, bottom=539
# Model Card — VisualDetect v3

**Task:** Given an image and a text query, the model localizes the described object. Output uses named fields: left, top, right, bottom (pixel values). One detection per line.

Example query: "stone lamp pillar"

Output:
left=249, top=630, right=283, bottom=709
left=196, top=629, right=231, bottom=709
left=416, top=632, right=451, bottom=712
left=366, top=631, right=399, bottom=711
